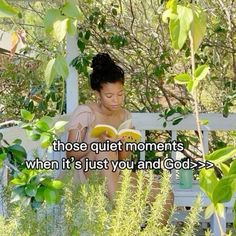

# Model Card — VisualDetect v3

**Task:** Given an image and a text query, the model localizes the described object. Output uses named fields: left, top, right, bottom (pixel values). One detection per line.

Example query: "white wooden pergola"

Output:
left=65, top=35, right=79, bottom=113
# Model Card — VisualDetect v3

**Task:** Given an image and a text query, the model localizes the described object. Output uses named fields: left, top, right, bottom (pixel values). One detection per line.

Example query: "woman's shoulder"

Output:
left=72, top=104, right=93, bottom=114
left=123, top=108, right=132, bottom=120
left=67, top=104, right=96, bottom=131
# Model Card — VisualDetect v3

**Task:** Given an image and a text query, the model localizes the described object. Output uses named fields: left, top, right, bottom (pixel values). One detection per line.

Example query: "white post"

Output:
left=140, top=130, right=146, bottom=161
left=65, top=34, right=79, bottom=113
left=171, top=130, right=177, bottom=182
left=210, top=208, right=226, bottom=236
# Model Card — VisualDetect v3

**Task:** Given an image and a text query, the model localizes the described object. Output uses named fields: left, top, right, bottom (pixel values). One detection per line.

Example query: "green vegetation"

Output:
left=0, top=0, right=236, bottom=235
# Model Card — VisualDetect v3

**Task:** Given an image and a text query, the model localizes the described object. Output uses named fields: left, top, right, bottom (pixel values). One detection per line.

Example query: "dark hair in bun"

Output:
left=90, top=53, right=124, bottom=91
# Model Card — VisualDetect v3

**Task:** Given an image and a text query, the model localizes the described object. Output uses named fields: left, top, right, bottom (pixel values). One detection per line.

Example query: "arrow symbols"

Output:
left=162, top=158, right=215, bottom=170
left=190, top=161, right=198, bottom=169
left=205, top=160, right=214, bottom=169
left=190, top=160, right=214, bottom=170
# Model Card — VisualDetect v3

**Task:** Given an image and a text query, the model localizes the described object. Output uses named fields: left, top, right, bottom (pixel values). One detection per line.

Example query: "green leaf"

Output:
left=194, top=65, right=209, bottom=81
left=77, top=39, right=85, bottom=52
left=13, top=139, right=22, bottom=145
left=41, top=178, right=64, bottom=190
left=40, top=133, right=53, bottom=149
left=43, top=8, right=68, bottom=42
left=162, top=9, right=177, bottom=24
left=112, top=8, right=117, bottom=16
left=200, top=119, right=209, bottom=125
left=41, top=178, right=53, bottom=188
left=20, top=109, right=34, bottom=121
left=10, top=186, right=26, bottom=202
left=0, top=0, right=19, bottom=18
left=190, top=7, right=206, bottom=52
left=169, top=6, right=193, bottom=51
left=55, top=55, right=69, bottom=79
left=8, top=144, right=27, bottom=160
left=62, top=2, right=83, bottom=20
left=233, top=201, right=236, bottom=228
left=10, top=176, right=26, bottom=185
left=186, top=80, right=193, bottom=93
left=206, top=146, right=236, bottom=164
left=45, top=58, right=56, bottom=88
left=51, top=180, right=63, bottom=189
left=67, top=19, right=77, bottom=35
left=212, top=175, right=236, bottom=204
left=205, top=203, right=215, bottom=219
left=35, top=186, right=45, bottom=202
left=172, top=117, right=183, bottom=125
left=21, top=124, right=33, bottom=131
left=84, top=30, right=91, bottom=40
left=163, top=121, right=167, bottom=128
left=0, top=152, right=7, bottom=161
left=40, top=116, right=53, bottom=126
left=228, top=159, right=236, bottom=175
left=53, top=18, right=69, bottom=42
left=25, top=184, right=37, bottom=197
left=35, top=120, right=50, bottom=132
left=215, top=203, right=225, bottom=218
left=43, top=9, right=61, bottom=33
left=219, top=163, right=230, bottom=176
left=166, top=108, right=176, bottom=117
left=166, top=0, right=177, bottom=9
left=54, top=121, right=68, bottom=133
left=29, top=133, right=41, bottom=141
left=44, top=188, right=58, bottom=204
left=199, top=169, right=218, bottom=201
left=176, top=107, right=184, bottom=114
left=174, top=73, right=191, bottom=84
left=22, top=168, right=38, bottom=178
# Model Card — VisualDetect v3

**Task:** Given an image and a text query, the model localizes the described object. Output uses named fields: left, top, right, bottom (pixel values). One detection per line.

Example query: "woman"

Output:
left=66, top=53, right=173, bottom=217
left=66, top=53, right=131, bottom=199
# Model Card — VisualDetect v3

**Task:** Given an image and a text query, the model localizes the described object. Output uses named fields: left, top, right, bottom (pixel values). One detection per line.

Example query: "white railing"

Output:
left=1, top=112, right=236, bottom=235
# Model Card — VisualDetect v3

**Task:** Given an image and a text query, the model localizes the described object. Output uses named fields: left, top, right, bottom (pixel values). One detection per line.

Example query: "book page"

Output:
left=118, top=129, right=142, bottom=143
left=117, top=119, right=132, bottom=131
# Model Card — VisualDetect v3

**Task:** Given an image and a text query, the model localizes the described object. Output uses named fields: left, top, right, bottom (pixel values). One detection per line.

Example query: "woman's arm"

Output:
left=66, top=128, right=90, bottom=160
left=118, top=149, right=131, bottom=161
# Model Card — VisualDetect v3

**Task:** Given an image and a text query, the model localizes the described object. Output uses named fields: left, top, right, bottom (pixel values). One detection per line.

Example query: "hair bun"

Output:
left=91, top=53, right=115, bottom=71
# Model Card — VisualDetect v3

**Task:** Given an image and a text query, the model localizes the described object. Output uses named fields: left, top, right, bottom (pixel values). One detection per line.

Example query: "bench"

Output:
left=1, top=112, right=236, bottom=235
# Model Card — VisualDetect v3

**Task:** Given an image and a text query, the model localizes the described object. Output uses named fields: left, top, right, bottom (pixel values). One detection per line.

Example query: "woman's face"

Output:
left=97, top=81, right=125, bottom=111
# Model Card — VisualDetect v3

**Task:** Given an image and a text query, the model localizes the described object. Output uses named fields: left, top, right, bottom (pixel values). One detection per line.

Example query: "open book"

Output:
left=90, top=119, right=142, bottom=143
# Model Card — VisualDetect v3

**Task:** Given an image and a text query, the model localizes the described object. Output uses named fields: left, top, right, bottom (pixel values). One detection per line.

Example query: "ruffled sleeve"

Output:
left=66, top=105, right=95, bottom=142
left=125, top=110, right=132, bottom=120
left=124, top=109, right=134, bottom=129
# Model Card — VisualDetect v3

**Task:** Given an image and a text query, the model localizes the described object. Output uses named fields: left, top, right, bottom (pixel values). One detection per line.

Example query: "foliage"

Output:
left=0, top=0, right=235, bottom=114
left=0, top=170, right=201, bottom=235
left=179, top=194, right=201, bottom=236
left=0, top=133, right=26, bottom=171
left=0, top=54, right=64, bottom=123
left=1, top=0, right=235, bottom=151
left=0, top=108, right=67, bottom=210
left=10, top=168, right=63, bottom=208
left=0, top=0, right=236, bottom=234
left=163, top=0, right=236, bottom=234
left=20, top=109, right=67, bottom=149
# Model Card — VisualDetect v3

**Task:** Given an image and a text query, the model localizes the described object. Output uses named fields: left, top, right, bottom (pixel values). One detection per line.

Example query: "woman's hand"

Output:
left=99, top=131, right=124, bottom=143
